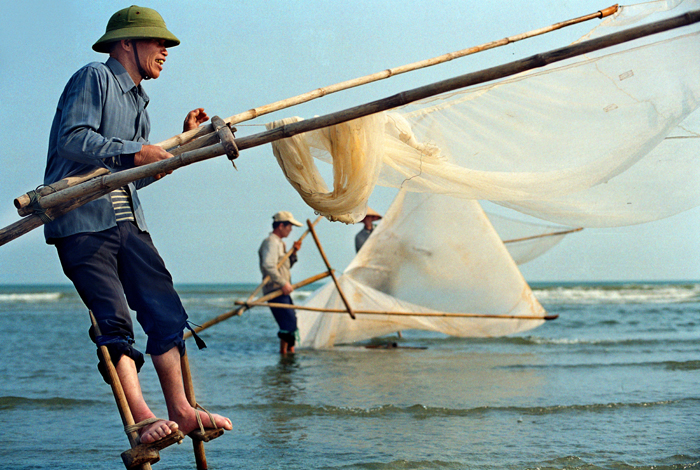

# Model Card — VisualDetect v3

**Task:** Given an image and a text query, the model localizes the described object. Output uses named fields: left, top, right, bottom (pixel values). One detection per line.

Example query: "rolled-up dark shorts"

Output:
left=55, top=221, right=188, bottom=358
left=269, top=294, right=297, bottom=346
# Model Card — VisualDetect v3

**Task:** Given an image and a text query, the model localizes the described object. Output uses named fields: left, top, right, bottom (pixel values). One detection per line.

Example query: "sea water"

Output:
left=0, top=282, right=697, bottom=470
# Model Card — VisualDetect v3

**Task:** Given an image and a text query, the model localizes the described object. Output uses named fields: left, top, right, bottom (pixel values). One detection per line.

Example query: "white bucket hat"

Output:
left=272, top=211, right=302, bottom=227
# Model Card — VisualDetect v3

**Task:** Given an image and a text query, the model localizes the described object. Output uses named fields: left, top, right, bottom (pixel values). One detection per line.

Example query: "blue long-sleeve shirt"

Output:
left=43, top=57, right=155, bottom=242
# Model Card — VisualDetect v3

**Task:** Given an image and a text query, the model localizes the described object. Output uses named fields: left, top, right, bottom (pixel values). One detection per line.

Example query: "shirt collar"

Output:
left=105, top=57, right=150, bottom=105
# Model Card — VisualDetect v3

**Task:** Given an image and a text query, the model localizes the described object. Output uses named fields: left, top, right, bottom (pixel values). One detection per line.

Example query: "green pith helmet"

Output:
left=92, top=5, right=180, bottom=53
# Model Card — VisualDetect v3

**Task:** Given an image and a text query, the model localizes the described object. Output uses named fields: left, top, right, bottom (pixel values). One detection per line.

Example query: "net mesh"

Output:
left=267, top=0, right=700, bottom=227
left=297, top=191, right=548, bottom=348
left=272, top=0, right=700, bottom=347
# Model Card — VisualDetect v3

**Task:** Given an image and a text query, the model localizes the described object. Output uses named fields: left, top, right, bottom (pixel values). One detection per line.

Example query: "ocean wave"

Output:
left=469, top=335, right=699, bottom=348
left=664, top=360, right=700, bottom=371
left=0, top=292, right=63, bottom=303
left=532, top=283, right=700, bottom=305
left=511, top=336, right=669, bottom=346
left=240, top=397, right=697, bottom=418
left=333, top=459, right=466, bottom=469
left=497, top=359, right=700, bottom=371
left=322, top=455, right=699, bottom=470
left=180, top=295, right=245, bottom=308
left=0, top=395, right=100, bottom=410
left=526, top=455, right=700, bottom=470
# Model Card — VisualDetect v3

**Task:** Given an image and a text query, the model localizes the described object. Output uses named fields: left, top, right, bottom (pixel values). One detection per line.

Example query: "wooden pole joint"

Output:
left=14, top=167, right=111, bottom=217
left=599, top=4, right=619, bottom=19
left=211, top=115, right=239, bottom=168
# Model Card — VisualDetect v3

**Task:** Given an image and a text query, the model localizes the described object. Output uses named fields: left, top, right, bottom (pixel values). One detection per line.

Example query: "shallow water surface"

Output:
left=0, top=282, right=697, bottom=469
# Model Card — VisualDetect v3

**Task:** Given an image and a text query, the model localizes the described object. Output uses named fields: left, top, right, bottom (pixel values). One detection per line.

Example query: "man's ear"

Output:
left=109, top=39, right=129, bottom=55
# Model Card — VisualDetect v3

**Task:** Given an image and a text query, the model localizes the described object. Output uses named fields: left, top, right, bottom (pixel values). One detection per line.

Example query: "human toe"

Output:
left=140, top=420, right=178, bottom=444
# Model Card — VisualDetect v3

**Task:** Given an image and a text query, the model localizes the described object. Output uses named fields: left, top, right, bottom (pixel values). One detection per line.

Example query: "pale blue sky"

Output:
left=1, top=0, right=698, bottom=285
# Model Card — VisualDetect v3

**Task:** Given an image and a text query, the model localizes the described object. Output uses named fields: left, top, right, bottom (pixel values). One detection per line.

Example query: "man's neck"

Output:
left=110, top=50, right=143, bottom=87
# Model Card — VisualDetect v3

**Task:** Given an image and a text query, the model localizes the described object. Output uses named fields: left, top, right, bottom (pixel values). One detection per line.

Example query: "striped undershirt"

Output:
left=110, top=187, right=135, bottom=222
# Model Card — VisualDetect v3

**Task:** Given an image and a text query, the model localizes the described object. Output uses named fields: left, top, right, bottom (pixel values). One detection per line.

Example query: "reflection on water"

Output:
left=261, top=354, right=304, bottom=404
left=259, top=354, right=307, bottom=446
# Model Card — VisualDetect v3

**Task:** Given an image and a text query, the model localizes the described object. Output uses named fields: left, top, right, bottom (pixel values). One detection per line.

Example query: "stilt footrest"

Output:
left=121, top=430, right=186, bottom=469
left=189, top=428, right=225, bottom=443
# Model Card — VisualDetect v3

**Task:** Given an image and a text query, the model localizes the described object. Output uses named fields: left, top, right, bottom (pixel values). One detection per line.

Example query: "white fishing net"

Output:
left=297, top=191, right=548, bottom=348
left=488, top=212, right=579, bottom=265
left=267, top=0, right=700, bottom=227
left=271, top=0, right=700, bottom=347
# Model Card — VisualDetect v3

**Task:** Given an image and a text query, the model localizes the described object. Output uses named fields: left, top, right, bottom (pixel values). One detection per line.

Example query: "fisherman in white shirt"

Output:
left=258, top=211, right=304, bottom=354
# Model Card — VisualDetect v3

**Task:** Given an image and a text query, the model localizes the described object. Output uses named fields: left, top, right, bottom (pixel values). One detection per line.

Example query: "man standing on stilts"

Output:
left=43, top=5, right=232, bottom=444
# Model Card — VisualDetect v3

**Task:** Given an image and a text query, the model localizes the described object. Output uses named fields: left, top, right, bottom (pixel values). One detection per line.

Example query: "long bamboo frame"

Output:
left=12, top=5, right=618, bottom=216
left=156, top=4, right=619, bottom=150
left=3, top=10, right=699, bottom=247
left=503, top=227, right=583, bottom=244
left=183, top=271, right=331, bottom=339
left=306, top=218, right=355, bottom=319
left=238, top=301, right=559, bottom=321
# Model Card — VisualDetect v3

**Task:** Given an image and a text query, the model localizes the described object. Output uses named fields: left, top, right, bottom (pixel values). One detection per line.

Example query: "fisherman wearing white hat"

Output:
left=258, top=211, right=304, bottom=354
left=355, top=207, right=383, bottom=252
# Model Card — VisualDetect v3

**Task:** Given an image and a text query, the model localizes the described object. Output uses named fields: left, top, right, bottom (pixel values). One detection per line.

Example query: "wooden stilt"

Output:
left=88, top=311, right=185, bottom=470
left=306, top=219, right=356, bottom=319
left=180, top=352, right=224, bottom=470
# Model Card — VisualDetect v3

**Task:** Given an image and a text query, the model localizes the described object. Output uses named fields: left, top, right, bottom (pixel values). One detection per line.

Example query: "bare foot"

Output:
left=139, top=419, right=179, bottom=444
left=171, top=405, right=232, bottom=436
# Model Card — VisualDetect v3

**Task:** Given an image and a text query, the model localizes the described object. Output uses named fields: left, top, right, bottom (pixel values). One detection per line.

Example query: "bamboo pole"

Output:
left=2, top=10, right=699, bottom=247
left=89, top=312, right=154, bottom=470
left=155, top=4, right=619, bottom=150
left=89, top=312, right=143, bottom=449
left=306, top=218, right=355, bottom=319
left=245, top=271, right=331, bottom=307
left=503, top=227, right=583, bottom=244
left=184, top=271, right=331, bottom=339
left=90, top=311, right=188, bottom=469
left=232, top=215, right=323, bottom=317
left=237, top=301, right=559, bottom=321
left=14, top=167, right=110, bottom=215
left=180, top=352, right=209, bottom=470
